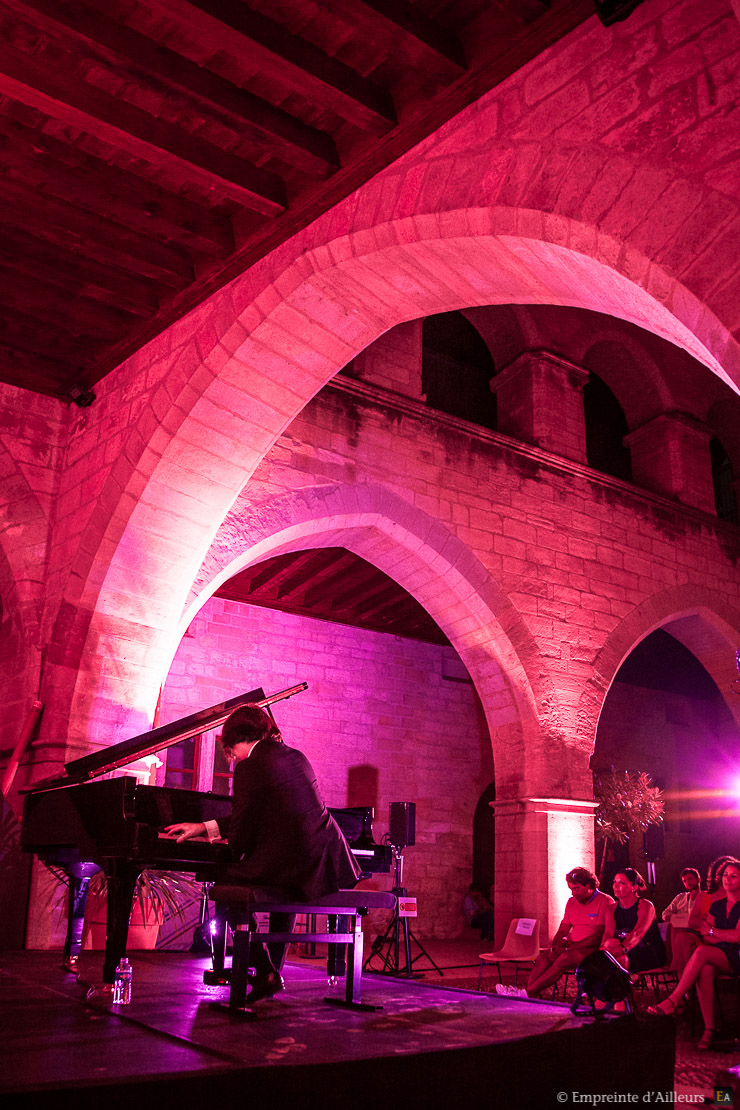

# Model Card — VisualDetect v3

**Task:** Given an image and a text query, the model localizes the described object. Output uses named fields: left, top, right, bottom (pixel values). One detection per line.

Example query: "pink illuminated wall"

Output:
left=161, top=597, right=493, bottom=937
left=2, top=0, right=740, bottom=948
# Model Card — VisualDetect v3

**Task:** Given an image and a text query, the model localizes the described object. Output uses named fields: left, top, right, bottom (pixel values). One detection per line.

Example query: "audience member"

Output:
left=649, top=858, right=740, bottom=1050
left=601, top=868, right=666, bottom=973
left=497, top=867, right=613, bottom=999
left=663, top=867, right=702, bottom=974
left=463, top=885, right=495, bottom=941
left=689, top=856, right=738, bottom=927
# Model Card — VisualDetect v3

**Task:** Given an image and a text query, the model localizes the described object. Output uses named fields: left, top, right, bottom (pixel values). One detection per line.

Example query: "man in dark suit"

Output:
left=165, top=704, right=360, bottom=1002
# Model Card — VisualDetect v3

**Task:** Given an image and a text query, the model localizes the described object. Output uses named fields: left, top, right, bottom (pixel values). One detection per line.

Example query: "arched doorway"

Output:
left=592, top=627, right=740, bottom=905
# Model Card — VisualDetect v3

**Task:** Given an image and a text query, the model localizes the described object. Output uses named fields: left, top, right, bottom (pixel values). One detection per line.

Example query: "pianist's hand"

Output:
left=164, top=821, right=207, bottom=842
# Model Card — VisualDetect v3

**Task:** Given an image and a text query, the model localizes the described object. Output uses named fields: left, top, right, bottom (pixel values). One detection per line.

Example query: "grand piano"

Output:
left=20, top=684, right=392, bottom=982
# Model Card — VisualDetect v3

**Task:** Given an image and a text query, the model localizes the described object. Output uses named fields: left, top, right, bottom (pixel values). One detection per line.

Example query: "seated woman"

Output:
left=601, top=868, right=666, bottom=974
left=649, top=858, right=740, bottom=1050
left=671, top=855, right=736, bottom=975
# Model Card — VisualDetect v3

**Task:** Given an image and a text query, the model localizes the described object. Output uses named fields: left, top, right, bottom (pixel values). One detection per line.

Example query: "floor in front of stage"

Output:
left=1, top=946, right=679, bottom=1109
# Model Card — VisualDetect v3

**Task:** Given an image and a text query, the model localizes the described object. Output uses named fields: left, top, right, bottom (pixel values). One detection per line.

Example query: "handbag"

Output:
left=571, top=949, right=634, bottom=1017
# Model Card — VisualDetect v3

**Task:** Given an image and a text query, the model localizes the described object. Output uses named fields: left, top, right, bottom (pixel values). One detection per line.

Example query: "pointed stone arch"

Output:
left=46, top=186, right=739, bottom=767
left=577, top=585, right=740, bottom=759
left=177, top=481, right=575, bottom=796
left=0, top=441, right=49, bottom=754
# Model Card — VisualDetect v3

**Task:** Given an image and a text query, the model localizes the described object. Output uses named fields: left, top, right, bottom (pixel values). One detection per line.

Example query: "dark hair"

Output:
left=680, top=868, right=700, bottom=882
left=220, top=704, right=281, bottom=750
left=615, top=868, right=647, bottom=894
left=707, top=856, right=738, bottom=894
left=566, top=867, right=598, bottom=890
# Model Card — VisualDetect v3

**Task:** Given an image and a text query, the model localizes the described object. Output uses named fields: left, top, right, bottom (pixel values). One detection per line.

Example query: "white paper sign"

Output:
left=515, top=918, right=536, bottom=936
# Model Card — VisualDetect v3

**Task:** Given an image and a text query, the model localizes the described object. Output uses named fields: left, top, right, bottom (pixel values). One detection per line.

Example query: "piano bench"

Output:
left=209, top=886, right=395, bottom=1014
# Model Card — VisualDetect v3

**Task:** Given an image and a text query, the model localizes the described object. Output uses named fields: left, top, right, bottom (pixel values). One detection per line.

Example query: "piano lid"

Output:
left=19, top=681, right=308, bottom=795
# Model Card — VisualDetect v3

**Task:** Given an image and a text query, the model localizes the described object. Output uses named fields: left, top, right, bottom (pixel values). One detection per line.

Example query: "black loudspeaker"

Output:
left=643, top=822, right=665, bottom=861
left=389, top=802, right=416, bottom=848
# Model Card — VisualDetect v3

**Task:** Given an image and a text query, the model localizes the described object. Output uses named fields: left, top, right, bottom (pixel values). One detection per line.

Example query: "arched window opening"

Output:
left=710, top=437, right=738, bottom=524
left=422, top=312, right=497, bottom=430
left=583, top=373, right=632, bottom=482
left=591, top=628, right=740, bottom=907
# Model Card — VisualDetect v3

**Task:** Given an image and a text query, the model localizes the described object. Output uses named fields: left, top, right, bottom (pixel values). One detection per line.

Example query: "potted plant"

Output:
left=83, top=869, right=200, bottom=949
left=594, top=768, right=665, bottom=884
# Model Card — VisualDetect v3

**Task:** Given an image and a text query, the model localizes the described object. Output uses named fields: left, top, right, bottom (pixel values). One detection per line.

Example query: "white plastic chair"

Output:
left=477, top=917, right=540, bottom=988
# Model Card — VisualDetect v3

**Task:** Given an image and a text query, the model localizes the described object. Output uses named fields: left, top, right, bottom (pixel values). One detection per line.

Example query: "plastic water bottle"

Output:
left=112, top=957, right=133, bottom=1005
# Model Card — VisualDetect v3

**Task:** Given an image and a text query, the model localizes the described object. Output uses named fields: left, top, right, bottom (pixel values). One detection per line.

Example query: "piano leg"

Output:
left=327, top=914, right=348, bottom=980
left=103, top=863, right=142, bottom=984
left=64, top=861, right=102, bottom=968
left=204, top=911, right=230, bottom=985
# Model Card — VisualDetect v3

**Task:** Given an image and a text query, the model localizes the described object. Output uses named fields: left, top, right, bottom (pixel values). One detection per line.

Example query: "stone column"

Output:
left=489, top=796, right=598, bottom=947
left=491, top=351, right=589, bottom=463
left=624, top=413, right=715, bottom=513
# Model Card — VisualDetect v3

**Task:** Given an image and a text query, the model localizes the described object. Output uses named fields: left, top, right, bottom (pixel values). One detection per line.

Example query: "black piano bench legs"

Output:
left=204, top=893, right=397, bottom=1015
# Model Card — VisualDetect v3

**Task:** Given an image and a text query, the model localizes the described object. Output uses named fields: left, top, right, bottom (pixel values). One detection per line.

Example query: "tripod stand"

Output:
left=363, top=847, right=442, bottom=977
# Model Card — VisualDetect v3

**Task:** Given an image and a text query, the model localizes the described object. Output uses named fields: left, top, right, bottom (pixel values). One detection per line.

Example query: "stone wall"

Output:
left=161, top=596, right=492, bottom=938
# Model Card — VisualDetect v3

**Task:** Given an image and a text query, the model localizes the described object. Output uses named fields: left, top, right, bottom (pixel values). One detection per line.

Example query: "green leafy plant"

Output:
left=594, top=768, right=665, bottom=844
left=88, top=869, right=200, bottom=921
left=46, top=864, right=199, bottom=923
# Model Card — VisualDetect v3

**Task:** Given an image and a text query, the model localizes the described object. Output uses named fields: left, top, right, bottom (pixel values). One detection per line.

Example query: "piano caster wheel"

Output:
left=327, top=976, right=338, bottom=987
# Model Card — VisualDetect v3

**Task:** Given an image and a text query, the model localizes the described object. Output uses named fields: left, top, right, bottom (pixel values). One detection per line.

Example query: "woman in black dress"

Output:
left=649, top=859, right=740, bottom=1049
left=602, top=868, right=666, bottom=973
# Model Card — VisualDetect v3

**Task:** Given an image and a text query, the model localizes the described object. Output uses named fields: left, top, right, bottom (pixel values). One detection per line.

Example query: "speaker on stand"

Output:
left=364, top=802, right=442, bottom=978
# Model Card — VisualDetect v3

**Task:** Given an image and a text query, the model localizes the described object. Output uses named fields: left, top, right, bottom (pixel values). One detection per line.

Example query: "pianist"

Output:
left=165, top=703, right=360, bottom=1003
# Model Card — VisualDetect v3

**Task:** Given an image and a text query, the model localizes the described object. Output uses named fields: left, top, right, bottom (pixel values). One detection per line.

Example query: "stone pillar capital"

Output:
left=489, top=796, right=599, bottom=816
left=491, top=350, right=589, bottom=463
left=624, top=411, right=715, bottom=513
left=492, top=350, right=590, bottom=394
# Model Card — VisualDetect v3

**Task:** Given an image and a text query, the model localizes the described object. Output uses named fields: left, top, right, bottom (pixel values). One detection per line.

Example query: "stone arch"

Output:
left=707, top=398, right=740, bottom=481
left=577, top=586, right=740, bottom=757
left=580, top=333, right=672, bottom=429
left=0, top=441, right=49, bottom=756
left=176, top=482, right=575, bottom=796
left=50, top=193, right=740, bottom=770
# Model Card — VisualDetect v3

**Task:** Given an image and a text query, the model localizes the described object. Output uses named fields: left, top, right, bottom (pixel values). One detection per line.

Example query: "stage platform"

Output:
left=1, top=951, right=674, bottom=1109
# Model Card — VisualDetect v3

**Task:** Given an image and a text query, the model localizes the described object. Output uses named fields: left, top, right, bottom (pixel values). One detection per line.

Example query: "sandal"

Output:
left=647, top=998, right=677, bottom=1016
left=697, top=1029, right=716, bottom=1052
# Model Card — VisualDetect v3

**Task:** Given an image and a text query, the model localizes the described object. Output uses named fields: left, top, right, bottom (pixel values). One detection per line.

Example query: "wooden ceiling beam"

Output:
left=275, top=550, right=356, bottom=601
left=5, top=0, right=339, bottom=179
left=0, top=177, right=194, bottom=286
left=297, top=551, right=360, bottom=604
left=300, top=560, right=367, bottom=609
left=81, top=0, right=594, bottom=387
left=0, top=343, right=72, bottom=396
left=149, top=0, right=396, bottom=134
left=329, top=0, right=466, bottom=72
left=0, top=307, right=107, bottom=366
left=232, top=550, right=317, bottom=597
left=0, top=115, right=234, bottom=257
left=0, top=228, right=160, bottom=318
left=0, top=266, right=136, bottom=340
left=255, top=553, right=323, bottom=599
left=327, top=570, right=396, bottom=612
left=353, top=584, right=403, bottom=619
left=0, top=39, right=287, bottom=214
